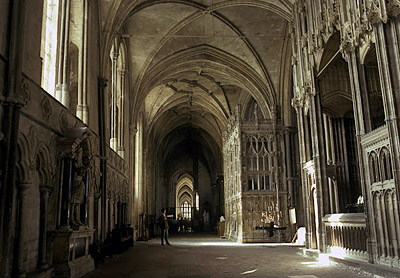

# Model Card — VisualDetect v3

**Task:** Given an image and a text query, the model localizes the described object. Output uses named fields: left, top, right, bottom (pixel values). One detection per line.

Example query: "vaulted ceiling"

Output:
left=99, top=0, right=294, bottom=177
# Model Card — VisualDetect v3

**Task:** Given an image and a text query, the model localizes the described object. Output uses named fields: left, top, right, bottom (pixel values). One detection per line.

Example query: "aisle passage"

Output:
left=83, top=234, right=375, bottom=278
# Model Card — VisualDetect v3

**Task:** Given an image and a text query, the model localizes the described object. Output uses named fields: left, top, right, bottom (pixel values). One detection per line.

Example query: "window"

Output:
left=369, top=151, right=379, bottom=183
left=181, top=201, right=191, bottom=220
left=379, top=147, right=393, bottom=181
left=41, top=0, right=60, bottom=96
left=245, top=135, right=271, bottom=191
left=369, top=147, right=393, bottom=184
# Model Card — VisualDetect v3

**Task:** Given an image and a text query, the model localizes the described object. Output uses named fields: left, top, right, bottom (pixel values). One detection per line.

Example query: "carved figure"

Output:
left=70, top=146, right=87, bottom=226
left=70, top=169, right=86, bottom=226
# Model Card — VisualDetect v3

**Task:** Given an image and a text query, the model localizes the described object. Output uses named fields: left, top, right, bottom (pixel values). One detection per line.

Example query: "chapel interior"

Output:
left=1, top=0, right=400, bottom=277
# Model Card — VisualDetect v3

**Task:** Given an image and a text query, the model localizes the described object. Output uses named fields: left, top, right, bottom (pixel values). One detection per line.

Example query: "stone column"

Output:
left=284, top=128, right=294, bottom=208
left=88, top=186, right=94, bottom=231
left=105, top=198, right=109, bottom=236
left=347, top=49, right=374, bottom=262
left=117, top=69, right=126, bottom=158
left=0, top=0, right=26, bottom=276
left=60, top=157, right=73, bottom=226
left=98, top=77, right=108, bottom=241
left=76, top=0, right=89, bottom=124
left=16, top=181, right=30, bottom=278
left=38, top=185, right=52, bottom=269
left=55, top=0, right=71, bottom=107
left=109, top=199, right=114, bottom=231
left=115, top=200, right=119, bottom=227
left=374, top=20, right=400, bottom=213
left=298, top=108, right=312, bottom=249
left=304, top=113, right=312, bottom=161
left=309, top=93, right=330, bottom=251
left=110, top=47, right=119, bottom=151
left=95, top=193, right=101, bottom=241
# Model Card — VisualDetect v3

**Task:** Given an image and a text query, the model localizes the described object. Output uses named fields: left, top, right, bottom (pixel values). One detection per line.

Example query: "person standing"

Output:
left=177, top=213, right=184, bottom=232
left=158, top=208, right=170, bottom=246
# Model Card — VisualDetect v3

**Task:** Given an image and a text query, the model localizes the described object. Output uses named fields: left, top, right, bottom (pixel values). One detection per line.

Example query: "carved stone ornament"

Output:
left=57, top=137, right=82, bottom=159
left=41, top=96, right=52, bottom=122
left=59, top=110, right=69, bottom=132
left=20, top=79, right=31, bottom=107
left=28, top=126, right=38, bottom=170
left=303, top=96, right=310, bottom=116
left=387, top=0, right=400, bottom=17
left=291, top=94, right=303, bottom=111
left=340, top=21, right=355, bottom=53
left=367, top=0, right=386, bottom=24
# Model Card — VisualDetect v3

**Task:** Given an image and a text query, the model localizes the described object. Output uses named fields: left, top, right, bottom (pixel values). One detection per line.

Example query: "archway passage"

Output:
left=118, top=1, right=296, bottom=242
left=176, top=174, right=194, bottom=220
left=156, top=126, right=222, bottom=233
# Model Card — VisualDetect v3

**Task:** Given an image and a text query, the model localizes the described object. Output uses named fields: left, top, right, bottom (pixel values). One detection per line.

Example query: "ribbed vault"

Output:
left=98, top=0, right=294, bottom=218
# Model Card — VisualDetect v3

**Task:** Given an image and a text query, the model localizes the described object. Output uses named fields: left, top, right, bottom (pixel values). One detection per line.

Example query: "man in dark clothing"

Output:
left=158, top=208, right=170, bottom=246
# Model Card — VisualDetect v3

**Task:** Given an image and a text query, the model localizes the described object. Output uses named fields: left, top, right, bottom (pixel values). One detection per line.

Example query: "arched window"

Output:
left=175, top=174, right=194, bottom=219
left=181, top=201, right=191, bottom=220
left=364, top=45, right=385, bottom=131
left=68, top=43, right=79, bottom=115
left=369, top=151, right=379, bottom=183
left=40, top=0, right=60, bottom=96
left=379, top=147, right=393, bottom=181
left=109, top=39, right=128, bottom=157
left=246, top=135, right=271, bottom=191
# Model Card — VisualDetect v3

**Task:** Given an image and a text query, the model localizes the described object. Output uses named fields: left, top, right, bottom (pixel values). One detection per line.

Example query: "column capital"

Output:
left=39, top=184, right=54, bottom=193
left=98, top=77, right=108, bottom=88
left=110, top=51, right=119, bottom=61
left=118, top=68, right=127, bottom=75
left=17, top=180, right=31, bottom=192
left=57, top=137, right=82, bottom=159
left=129, top=125, right=138, bottom=135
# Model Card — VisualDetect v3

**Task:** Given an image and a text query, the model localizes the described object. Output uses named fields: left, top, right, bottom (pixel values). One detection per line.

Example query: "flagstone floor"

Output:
left=83, top=233, right=387, bottom=278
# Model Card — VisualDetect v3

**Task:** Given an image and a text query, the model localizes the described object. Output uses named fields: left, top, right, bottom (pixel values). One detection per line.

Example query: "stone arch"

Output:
left=316, top=32, right=341, bottom=74
left=36, top=143, right=52, bottom=186
left=243, top=96, right=271, bottom=122
left=369, top=151, right=380, bottom=183
left=16, top=133, right=31, bottom=182
left=100, top=0, right=292, bottom=79
left=379, top=147, right=393, bottom=181
left=135, top=45, right=275, bottom=124
left=363, top=44, right=385, bottom=130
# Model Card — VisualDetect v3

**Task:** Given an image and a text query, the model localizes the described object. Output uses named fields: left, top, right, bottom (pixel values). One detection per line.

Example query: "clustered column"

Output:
left=38, top=185, right=52, bottom=269
left=16, top=181, right=30, bottom=278
left=55, top=0, right=71, bottom=107
left=110, top=46, right=119, bottom=151
left=118, top=68, right=126, bottom=158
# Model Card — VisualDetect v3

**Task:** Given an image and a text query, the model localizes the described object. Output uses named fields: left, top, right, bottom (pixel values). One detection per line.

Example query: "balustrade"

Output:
left=323, top=213, right=367, bottom=260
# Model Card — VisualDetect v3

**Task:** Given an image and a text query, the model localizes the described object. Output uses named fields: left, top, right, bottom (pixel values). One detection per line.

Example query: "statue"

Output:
left=70, top=146, right=88, bottom=227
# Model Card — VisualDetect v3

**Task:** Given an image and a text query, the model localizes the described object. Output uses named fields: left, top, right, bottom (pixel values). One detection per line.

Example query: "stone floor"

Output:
left=83, top=233, right=387, bottom=278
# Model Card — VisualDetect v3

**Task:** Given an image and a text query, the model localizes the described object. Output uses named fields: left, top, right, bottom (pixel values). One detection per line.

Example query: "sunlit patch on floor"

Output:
left=241, top=269, right=257, bottom=275
left=301, top=261, right=331, bottom=268
left=288, top=275, right=318, bottom=278
left=215, top=256, right=228, bottom=260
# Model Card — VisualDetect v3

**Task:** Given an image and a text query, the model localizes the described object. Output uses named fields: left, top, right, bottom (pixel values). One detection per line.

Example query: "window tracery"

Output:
left=245, top=134, right=271, bottom=191
left=368, top=146, right=393, bottom=184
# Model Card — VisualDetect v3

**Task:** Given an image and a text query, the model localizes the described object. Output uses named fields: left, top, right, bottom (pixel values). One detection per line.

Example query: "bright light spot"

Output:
left=301, top=261, right=330, bottom=268
left=301, top=262, right=316, bottom=265
left=216, top=257, right=228, bottom=260
left=289, top=275, right=318, bottom=278
left=330, top=247, right=347, bottom=259
left=241, top=269, right=257, bottom=275
left=318, top=254, right=330, bottom=266
left=195, top=241, right=300, bottom=247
